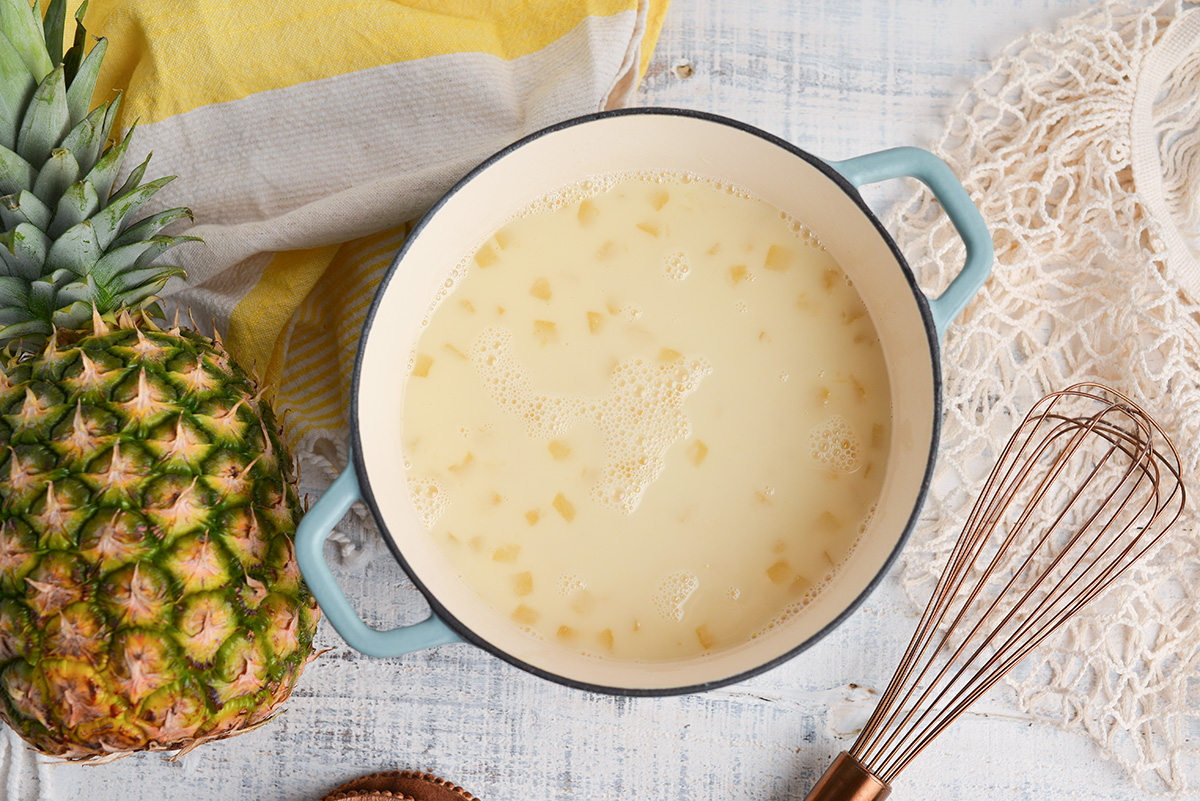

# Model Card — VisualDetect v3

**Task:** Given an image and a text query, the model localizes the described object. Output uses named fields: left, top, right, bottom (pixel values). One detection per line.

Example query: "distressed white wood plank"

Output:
left=50, top=1, right=1197, bottom=800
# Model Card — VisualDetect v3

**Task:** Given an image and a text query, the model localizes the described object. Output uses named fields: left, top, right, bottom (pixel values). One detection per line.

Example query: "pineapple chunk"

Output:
left=512, top=605, right=539, bottom=625
left=448, top=452, right=474, bottom=474
left=598, top=629, right=615, bottom=651
left=492, top=544, right=520, bottom=563
left=530, top=278, right=552, bottom=301
left=789, top=575, right=813, bottom=598
left=823, top=268, right=839, bottom=291
left=513, top=571, right=533, bottom=597
left=695, top=624, right=717, bottom=650
left=658, top=347, right=682, bottom=362
left=767, top=559, right=791, bottom=584
left=687, top=440, right=708, bottom=466
left=569, top=590, right=596, bottom=616
left=548, top=440, right=571, bottom=460
left=468, top=536, right=485, bottom=552
left=525, top=509, right=541, bottom=526
left=412, top=354, right=433, bottom=377
left=552, top=493, right=576, bottom=522
left=443, top=343, right=468, bottom=360
left=843, top=306, right=865, bottom=325
left=577, top=199, right=599, bottom=225
left=729, top=265, right=750, bottom=284
left=707, top=242, right=721, bottom=255
left=636, top=221, right=660, bottom=237
left=494, top=229, right=513, bottom=249
left=816, top=511, right=841, bottom=533
left=474, top=243, right=499, bottom=268
left=533, top=320, right=558, bottom=344
left=596, top=240, right=617, bottom=261
left=556, top=625, right=577, bottom=641
left=764, top=244, right=793, bottom=271
left=587, top=311, right=605, bottom=334
left=649, top=189, right=669, bottom=210
left=459, top=299, right=475, bottom=313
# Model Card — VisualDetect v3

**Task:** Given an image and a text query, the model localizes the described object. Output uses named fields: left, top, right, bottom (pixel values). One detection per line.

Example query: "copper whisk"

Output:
left=804, top=383, right=1186, bottom=801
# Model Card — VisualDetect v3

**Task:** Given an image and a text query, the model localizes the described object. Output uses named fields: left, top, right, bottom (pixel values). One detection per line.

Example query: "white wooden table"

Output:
left=41, top=1, right=1193, bottom=799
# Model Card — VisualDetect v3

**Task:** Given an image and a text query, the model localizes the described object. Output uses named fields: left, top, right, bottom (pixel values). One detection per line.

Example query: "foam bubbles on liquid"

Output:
left=470, top=325, right=711, bottom=516
left=557, top=574, right=587, bottom=595
left=663, top=250, right=690, bottom=281
left=809, top=416, right=862, bottom=473
left=408, top=477, right=448, bottom=529
left=589, top=356, right=711, bottom=514
left=653, top=570, right=699, bottom=622
left=470, top=328, right=585, bottom=439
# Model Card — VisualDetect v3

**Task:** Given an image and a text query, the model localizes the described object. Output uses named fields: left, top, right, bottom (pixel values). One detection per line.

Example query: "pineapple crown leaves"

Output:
left=0, top=0, right=196, bottom=351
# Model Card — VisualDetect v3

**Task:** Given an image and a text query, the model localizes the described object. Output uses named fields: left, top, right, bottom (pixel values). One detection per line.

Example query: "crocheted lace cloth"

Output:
left=889, top=1, right=1200, bottom=793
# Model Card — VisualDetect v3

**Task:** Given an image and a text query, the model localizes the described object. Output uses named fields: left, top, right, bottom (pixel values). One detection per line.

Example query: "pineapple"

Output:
left=0, top=0, right=319, bottom=758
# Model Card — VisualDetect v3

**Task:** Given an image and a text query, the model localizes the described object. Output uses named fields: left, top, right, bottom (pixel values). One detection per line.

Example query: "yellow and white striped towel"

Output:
left=75, top=0, right=669, bottom=500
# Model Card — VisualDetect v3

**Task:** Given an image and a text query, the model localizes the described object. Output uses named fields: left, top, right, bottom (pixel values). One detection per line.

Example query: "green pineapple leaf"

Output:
left=61, top=0, right=88, bottom=87
left=16, top=64, right=68, bottom=165
left=59, top=101, right=109, bottom=176
left=44, top=218, right=100, bottom=275
left=110, top=207, right=193, bottom=249
left=92, top=175, right=174, bottom=250
left=65, top=37, right=105, bottom=127
left=0, top=189, right=51, bottom=230
left=0, top=222, right=49, bottom=280
left=0, top=317, right=51, bottom=341
left=108, top=145, right=149, bottom=202
left=0, top=143, right=34, bottom=196
left=91, top=236, right=180, bottom=287
left=30, top=147, right=80, bottom=207
left=0, top=30, right=36, bottom=151
left=0, top=0, right=51, bottom=82
left=41, top=0, right=67, bottom=67
left=48, top=180, right=100, bottom=239
left=80, top=110, right=129, bottom=200
left=0, top=272, right=28, bottom=307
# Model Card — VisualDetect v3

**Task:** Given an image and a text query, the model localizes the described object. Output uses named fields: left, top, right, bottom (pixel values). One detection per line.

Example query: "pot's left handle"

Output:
left=295, top=457, right=463, bottom=657
left=826, top=147, right=993, bottom=339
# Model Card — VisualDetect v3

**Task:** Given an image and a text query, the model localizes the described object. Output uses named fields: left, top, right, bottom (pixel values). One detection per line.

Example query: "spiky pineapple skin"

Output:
left=0, top=315, right=318, bottom=759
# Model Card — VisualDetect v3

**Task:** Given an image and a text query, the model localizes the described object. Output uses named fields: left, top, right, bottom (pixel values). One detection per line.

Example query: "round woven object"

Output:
left=891, top=0, right=1200, bottom=794
left=319, top=771, right=478, bottom=801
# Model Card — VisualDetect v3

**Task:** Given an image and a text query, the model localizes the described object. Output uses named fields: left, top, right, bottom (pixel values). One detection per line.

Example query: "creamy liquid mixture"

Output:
left=401, top=173, right=891, bottom=662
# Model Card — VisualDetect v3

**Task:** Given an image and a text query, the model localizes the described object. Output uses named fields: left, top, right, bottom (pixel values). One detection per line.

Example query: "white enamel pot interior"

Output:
left=336, top=108, right=991, bottom=694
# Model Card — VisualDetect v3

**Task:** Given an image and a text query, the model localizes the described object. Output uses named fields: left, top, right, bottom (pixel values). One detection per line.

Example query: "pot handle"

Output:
left=295, top=456, right=463, bottom=657
left=826, top=147, right=993, bottom=339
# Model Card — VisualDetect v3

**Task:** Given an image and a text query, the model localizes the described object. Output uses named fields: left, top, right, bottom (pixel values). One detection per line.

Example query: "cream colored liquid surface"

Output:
left=401, top=174, right=891, bottom=662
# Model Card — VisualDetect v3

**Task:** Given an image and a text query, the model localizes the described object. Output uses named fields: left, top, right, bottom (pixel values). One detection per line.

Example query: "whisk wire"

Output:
left=854, top=405, right=1108, bottom=772
left=842, top=384, right=1185, bottom=786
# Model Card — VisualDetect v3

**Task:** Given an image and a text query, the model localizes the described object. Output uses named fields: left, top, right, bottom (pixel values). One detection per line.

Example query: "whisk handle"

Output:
left=804, top=752, right=892, bottom=801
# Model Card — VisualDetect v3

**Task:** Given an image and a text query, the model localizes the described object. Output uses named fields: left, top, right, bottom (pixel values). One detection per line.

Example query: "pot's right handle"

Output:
left=295, top=456, right=463, bottom=657
left=826, top=147, right=993, bottom=339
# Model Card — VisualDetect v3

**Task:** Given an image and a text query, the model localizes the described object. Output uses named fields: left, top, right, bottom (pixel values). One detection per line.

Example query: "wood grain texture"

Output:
left=47, top=1, right=1197, bottom=800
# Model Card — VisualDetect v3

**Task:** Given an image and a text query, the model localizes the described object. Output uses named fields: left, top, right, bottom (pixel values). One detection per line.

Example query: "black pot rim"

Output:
left=349, top=106, right=942, bottom=697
